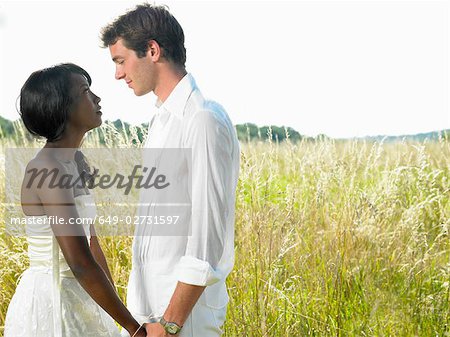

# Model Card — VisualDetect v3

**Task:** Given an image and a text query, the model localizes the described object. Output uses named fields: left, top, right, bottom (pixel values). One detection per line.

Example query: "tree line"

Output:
left=1, top=115, right=448, bottom=143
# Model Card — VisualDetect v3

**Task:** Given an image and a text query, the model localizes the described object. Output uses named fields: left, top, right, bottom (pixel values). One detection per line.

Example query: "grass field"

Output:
left=1, top=122, right=449, bottom=336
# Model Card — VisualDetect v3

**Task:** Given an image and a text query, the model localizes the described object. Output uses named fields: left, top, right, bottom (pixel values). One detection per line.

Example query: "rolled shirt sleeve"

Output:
left=175, top=109, right=234, bottom=286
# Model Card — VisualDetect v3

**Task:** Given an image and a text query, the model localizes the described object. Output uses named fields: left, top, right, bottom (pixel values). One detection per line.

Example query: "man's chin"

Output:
left=133, top=88, right=150, bottom=97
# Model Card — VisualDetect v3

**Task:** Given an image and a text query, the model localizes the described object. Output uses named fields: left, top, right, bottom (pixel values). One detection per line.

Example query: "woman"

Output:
left=4, top=63, right=145, bottom=337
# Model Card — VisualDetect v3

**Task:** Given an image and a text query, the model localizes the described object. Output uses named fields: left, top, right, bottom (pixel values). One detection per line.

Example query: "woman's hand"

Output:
left=129, top=324, right=147, bottom=337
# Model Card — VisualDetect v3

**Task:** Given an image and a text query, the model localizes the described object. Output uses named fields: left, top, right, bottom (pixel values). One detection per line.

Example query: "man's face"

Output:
left=109, top=38, right=156, bottom=96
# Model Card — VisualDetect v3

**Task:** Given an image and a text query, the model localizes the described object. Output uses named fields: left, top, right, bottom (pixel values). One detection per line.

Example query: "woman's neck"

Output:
left=45, top=127, right=85, bottom=149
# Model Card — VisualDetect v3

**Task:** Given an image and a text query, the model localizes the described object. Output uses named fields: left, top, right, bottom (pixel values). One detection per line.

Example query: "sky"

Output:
left=0, top=0, right=448, bottom=138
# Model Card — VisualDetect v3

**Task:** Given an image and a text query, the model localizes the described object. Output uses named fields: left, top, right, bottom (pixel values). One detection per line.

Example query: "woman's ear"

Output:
left=148, top=40, right=161, bottom=61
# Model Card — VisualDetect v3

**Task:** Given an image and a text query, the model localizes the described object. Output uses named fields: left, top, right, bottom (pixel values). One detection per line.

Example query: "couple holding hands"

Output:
left=4, top=4, right=239, bottom=337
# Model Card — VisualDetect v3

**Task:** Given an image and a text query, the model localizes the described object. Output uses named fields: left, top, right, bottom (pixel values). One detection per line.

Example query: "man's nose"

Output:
left=115, top=67, right=125, bottom=80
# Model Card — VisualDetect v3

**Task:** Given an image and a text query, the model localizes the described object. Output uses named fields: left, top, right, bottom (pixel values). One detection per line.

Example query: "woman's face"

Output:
left=67, top=73, right=102, bottom=132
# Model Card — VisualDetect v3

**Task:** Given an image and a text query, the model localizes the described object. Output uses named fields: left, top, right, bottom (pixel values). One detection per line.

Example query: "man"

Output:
left=101, top=4, right=240, bottom=337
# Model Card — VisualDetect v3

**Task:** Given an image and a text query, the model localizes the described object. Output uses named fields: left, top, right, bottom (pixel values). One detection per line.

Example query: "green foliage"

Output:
left=0, top=116, right=14, bottom=138
left=1, top=114, right=449, bottom=144
left=109, top=119, right=148, bottom=145
left=235, top=123, right=306, bottom=143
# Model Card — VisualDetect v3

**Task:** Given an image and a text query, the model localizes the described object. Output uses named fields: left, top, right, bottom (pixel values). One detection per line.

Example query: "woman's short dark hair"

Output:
left=19, top=63, right=92, bottom=142
left=100, top=3, right=186, bottom=67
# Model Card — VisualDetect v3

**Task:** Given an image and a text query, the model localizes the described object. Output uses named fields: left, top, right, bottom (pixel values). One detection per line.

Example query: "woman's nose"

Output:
left=94, top=93, right=101, bottom=104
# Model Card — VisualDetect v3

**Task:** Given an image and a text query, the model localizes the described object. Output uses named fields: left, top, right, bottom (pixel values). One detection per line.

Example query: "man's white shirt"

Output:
left=126, top=73, right=240, bottom=321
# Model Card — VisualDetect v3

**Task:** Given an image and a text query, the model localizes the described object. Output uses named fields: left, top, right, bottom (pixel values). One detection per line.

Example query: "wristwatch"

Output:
left=159, top=316, right=183, bottom=335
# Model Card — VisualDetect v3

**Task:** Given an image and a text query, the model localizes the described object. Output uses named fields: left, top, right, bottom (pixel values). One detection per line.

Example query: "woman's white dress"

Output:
left=4, top=194, right=122, bottom=337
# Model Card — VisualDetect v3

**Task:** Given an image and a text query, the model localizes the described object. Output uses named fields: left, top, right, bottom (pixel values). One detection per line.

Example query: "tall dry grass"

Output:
left=1, top=123, right=449, bottom=336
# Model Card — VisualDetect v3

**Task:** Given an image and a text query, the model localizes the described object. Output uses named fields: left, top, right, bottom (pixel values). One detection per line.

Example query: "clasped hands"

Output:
left=133, top=322, right=178, bottom=337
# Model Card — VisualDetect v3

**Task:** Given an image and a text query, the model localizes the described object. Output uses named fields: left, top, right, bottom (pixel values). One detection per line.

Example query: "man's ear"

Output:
left=148, top=40, right=161, bottom=61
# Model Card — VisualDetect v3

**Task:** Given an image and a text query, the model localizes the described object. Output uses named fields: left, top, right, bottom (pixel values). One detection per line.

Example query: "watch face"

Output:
left=166, top=323, right=179, bottom=334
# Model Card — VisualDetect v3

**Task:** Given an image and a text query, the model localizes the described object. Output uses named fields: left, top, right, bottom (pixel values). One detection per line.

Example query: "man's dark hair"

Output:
left=19, top=63, right=92, bottom=142
left=100, top=3, right=186, bottom=67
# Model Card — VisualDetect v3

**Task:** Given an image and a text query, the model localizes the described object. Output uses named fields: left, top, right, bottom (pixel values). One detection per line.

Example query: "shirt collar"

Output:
left=155, top=73, right=197, bottom=117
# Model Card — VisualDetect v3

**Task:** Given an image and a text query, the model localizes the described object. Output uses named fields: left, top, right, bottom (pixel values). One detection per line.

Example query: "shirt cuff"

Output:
left=175, top=256, right=222, bottom=286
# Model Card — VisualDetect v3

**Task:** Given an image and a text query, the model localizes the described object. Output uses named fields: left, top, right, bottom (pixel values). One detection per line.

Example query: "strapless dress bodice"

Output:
left=25, top=194, right=96, bottom=277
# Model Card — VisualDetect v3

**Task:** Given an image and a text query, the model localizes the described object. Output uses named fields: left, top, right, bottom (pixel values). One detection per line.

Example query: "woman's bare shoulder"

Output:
left=26, top=151, right=69, bottom=172
left=23, top=151, right=72, bottom=191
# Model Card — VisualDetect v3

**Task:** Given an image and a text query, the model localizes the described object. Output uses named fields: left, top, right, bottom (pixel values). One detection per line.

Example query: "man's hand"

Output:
left=130, top=325, right=147, bottom=337
left=144, top=322, right=175, bottom=337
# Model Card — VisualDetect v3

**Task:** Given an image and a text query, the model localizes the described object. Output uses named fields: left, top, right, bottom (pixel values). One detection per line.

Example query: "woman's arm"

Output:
left=89, top=225, right=115, bottom=287
left=30, top=161, right=145, bottom=337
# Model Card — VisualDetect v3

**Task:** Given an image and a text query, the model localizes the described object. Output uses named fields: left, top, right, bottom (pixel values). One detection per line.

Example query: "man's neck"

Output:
left=155, top=65, right=187, bottom=103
